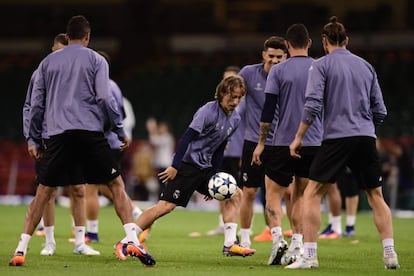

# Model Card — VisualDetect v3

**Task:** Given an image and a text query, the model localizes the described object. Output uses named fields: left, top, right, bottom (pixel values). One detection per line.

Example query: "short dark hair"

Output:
left=224, top=65, right=240, bottom=74
left=264, top=36, right=287, bottom=53
left=322, top=16, right=347, bottom=46
left=54, top=33, right=68, bottom=46
left=286, top=24, right=310, bottom=49
left=66, top=15, right=91, bottom=40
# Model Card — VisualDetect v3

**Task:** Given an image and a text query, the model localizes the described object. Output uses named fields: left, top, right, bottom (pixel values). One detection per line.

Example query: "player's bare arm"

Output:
left=252, top=122, right=270, bottom=165
left=290, top=122, right=310, bottom=159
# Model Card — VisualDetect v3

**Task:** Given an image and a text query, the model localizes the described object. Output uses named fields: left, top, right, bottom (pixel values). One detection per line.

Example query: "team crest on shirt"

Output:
left=173, top=189, right=181, bottom=199
left=243, top=172, right=248, bottom=182
left=254, top=82, right=263, bottom=91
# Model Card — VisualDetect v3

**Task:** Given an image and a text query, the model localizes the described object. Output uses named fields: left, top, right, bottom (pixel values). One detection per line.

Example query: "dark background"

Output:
left=0, top=0, right=413, bottom=140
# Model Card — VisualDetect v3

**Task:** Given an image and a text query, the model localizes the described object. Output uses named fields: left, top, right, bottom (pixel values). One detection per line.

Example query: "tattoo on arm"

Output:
left=259, top=123, right=271, bottom=144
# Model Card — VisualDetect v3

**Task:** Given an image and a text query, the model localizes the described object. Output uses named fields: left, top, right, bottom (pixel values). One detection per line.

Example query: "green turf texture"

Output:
left=0, top=204, right=412, bottom=275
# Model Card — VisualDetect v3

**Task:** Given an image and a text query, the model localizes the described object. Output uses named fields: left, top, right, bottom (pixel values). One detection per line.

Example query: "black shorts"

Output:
left=241, top=140, right=268, bottom=188
left=220, top=157, right=241, bottom=187
left=309, top=136, right=382, bottom=190
left=34, top=139, right=50, bottom=185
left=337, top=167, right=360, bottom=197
left=38, top=130, right=121, bottom=187
left=265, top=146, right=319, bottom=187
left=160, top=162, right=216, bottom=207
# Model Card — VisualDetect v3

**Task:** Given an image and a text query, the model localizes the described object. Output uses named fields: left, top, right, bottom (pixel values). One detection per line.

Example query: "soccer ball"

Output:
left=208, top=172, right=237, bottom=201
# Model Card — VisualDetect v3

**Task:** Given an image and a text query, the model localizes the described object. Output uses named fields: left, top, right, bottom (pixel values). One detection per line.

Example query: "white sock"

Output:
left=123, top=223, right=140, bottom=245
left=74, top=226, right=85, bottom=248
left=303, top=242, right=317, bottom=259
left=16, top=233, right=31, bottom=254
left=223, top=223, right=237, bottom=247
left=382, top=238, right=395, bottom=257
left=239, top=228, right=251, bottom=247
left=346, top=215, right=356, bottom=227
left=270, top=226, right=282, bottom=244
left=290, top=233, right=303, bottom=250
left=331, top=215, right=342, bottom=235
left=44, top=226, right=55, bottom=244
left=132, top=206, right=142, bottom=221
left=87, top=220, right=98, bottom=234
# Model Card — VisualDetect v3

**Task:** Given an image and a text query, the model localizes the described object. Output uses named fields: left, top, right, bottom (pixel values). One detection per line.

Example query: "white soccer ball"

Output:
left=208, top=172, right=237, bottom=201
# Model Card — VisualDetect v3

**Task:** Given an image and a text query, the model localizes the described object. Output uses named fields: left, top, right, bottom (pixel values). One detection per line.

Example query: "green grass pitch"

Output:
left=0, top=204, right=413, bottom=275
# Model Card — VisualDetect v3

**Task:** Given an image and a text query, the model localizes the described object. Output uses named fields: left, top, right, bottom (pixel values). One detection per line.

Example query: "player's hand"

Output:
left=289, top=138, right=302, bottom=159
left=203, top=194, right=213, bottom=201
left=251, top=143, right=264, bottom=165
left=28, top=145, right=42, bottom=160
left=120, top=136, right=131, bottom=151
left=158, top=166, right=177, bottom=183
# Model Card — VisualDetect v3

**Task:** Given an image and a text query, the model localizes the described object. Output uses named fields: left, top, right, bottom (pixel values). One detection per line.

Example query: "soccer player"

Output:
left=118, top=75, right=255, bottom=260
left=287, top=16, right=399, bottom=269
left=206, top=65, right=243, bottom=236
left=252, top=23, right=321, bottom=265
left=238, top=36, right=288, bottom=247
left=23, top=33, right=99, bottom=256
left=83, top=50, right=144, bottom=243
left=10, top=15, right=154, bottom=267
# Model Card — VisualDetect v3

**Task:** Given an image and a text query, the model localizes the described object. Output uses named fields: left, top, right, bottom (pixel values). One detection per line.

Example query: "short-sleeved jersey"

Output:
left=302, top=49, right=387, bottom=140
left=239, top=64, right=277, bottom=145
left=183, top=101, right=241, bottom=168
left=265, top=56, right=322, bottom=146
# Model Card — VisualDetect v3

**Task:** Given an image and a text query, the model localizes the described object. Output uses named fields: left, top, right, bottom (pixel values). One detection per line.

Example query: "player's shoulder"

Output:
left=240, top=63, right=262, bottom=75
left=199, top=100, right=218, bottom=112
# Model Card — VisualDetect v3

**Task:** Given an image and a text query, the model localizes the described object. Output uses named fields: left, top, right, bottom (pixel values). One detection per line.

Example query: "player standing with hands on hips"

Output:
left=286, top=16, right=399, bottom=270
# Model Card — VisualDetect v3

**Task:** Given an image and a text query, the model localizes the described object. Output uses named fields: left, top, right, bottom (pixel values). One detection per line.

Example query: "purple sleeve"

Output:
left=23, top=71, right=36, bottom=145
left=29, top=63, right=46, bottom=147
left=95, top=57, right=126, bottom=139
left=370, top=71, right=387, bottom=126
left=301, top=62, right=324, bottom=125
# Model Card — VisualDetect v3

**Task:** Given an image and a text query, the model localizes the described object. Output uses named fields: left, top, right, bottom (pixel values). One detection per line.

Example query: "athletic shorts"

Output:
left=309, top=136, right=382, bottom=190
left=35, top=138, right=51, bottom=185
left=160, top=162, right=216, bottom=207
left=241, top=140, right=268, bottom=188
left=220, top=157, right=242, bottom=187
left=265, top=146, right=319, bottom=187
left=38, top=130, right=121, bottom=187
left=337, top=167, right=361, bottom=197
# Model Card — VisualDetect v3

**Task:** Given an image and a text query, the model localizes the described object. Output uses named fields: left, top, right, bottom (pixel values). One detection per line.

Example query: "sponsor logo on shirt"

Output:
left=254, top=82, right=263, bottom=91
